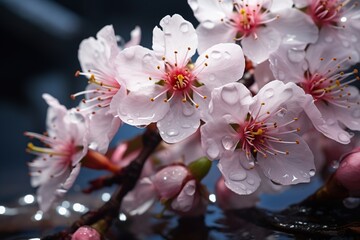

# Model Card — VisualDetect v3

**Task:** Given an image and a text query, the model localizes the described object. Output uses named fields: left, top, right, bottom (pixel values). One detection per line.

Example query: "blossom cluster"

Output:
left=25, top=0, right=360, bottom=215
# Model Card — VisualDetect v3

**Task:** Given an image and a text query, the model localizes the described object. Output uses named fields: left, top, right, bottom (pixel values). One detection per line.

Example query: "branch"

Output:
left=43, top=126, right=162, bottom=239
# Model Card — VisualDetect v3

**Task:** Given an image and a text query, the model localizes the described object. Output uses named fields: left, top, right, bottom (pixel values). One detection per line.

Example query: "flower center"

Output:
left=301, top=57, right=359, bottom=108
left=72, top=70, right=120, bottom=114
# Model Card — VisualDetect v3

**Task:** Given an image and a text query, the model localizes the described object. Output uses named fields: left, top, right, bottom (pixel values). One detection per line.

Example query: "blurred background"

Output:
left=0, top=0, right=198, bottom=201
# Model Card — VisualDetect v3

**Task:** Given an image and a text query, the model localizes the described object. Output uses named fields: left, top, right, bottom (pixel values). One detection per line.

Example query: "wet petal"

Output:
left=257, top=133, right=315, bottom=185
left=153, top=165, right=188, bottom=199
left=218, top=151, right=261, bottom=195
left=188, top=0, right=233, bottom=23
left=171, top=180, right=196, bottom=212
left=241, top=27, right=281, bottom=64
left=157, top=96, right=200, bottom=143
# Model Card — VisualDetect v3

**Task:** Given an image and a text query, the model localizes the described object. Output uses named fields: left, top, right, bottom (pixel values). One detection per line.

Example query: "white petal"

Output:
left=171, top=180, right=196, bottom=212
left=152, top=26, right=165, bottom=57
left=188, top=0, right=233, bottom=23
left=117, top=46, right=163, bottom=92
left=208, top=82, right=253, bottom=123
left=118, top=88, right=169, bottom=126
left=157, top=96, right=200, bottom=143
left=268, top=0, right=293, bottom=12
left=241, top=27, right=281, bottom=64
left=270, top=8, right=318, bottom=44
left=155, top=14, right=197, bottom=64
left=269, top=43, right=307, bottom=83
left=196, top=23, right=237, bottom=54
left=218, top=152, right=261, bottom=195
left=254, top=60, right=275, bottom=88
left=200, top=120, right=239, bottom=160
left=195, top=43, right=245, bottom=89
left=257, top=133, right=315, bottom=185
left=293, top=0, right=309, bottom=8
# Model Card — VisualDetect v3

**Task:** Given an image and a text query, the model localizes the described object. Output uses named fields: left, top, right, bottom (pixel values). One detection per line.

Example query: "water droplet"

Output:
left=203, top=20, right=215, bottom=29
left=188, top=0, right=199, bottom=11
left=325, top=36, right=333, bottom=43
left=124, top=48, right=135, bottom=59
left=162, top=16, right=170, bottom=25
left=326, top=118, right=336, bottom=126
left=224, top=51, right=231, bottom=60
left=211, top=50, right=222, bottom=59
left=330, top=160, right=339, bottom=170
left=179, top=22, right=190, bottom=33
left=343, top=197, right=360, bottom=209
left=184, top=183, right=196, bottom=195
left=209, top=74, right=216, bottom=81
left=309, top=169, right=315, bottom=177
left=282, top=88, right=293, bottom=99
left=277, top=108, right=287, bottom=117
left=287, top=48, right=305, bottom=63
left=278, top=71, right=285, bottom=80
left=221, top=136, right=235, bottom=150
left=206, top=144, right=220, bottom=159
left=352, top=109, right=360, bottom=118
left=247, top=178, right=255, bottom=185
left=246, top=189, right=253, bottom=194
left=338, top=132, right=349, bottom=142
left=142, top=53, right=152, bottom=64
left=167, top=129, right=179, bottom=137
left=229, top=170, right=247, bottom=181
left=182, top=106, right=194, bottom=116
left=182, top=124, right=191, bottom=129
left=221, top=85, right=239, bottom=105
left=127, top=118, right=134, bottom=124
left=264, top=88, right=274, bottom=98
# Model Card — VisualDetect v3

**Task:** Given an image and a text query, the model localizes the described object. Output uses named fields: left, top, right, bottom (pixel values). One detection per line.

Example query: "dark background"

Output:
left=0, top=0, right=198, bottom=201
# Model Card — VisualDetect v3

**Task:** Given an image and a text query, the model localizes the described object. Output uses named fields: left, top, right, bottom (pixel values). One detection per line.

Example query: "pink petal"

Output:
left=268, top=0, right=293, bottom=12
left=188, top=0, right=233, bottom=23
left=124, top=26, right=142, bottom=48
left=153, top=165, right=188, bottom=199
left=257, top=133, right=315, bottom=185
left=218, top=151, right=261, bottom=195
left=171, top=180, right=196, bottom=212
left=72, top=226, right=101, bottom=240
left=195, top=43, right=245, bottom=89
left=241, top=27, right=281, bottom=64
left=157, top=96, right=200, bottom=143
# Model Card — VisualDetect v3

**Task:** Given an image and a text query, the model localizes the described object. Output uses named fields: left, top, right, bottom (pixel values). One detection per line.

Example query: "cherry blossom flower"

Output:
left=25, top=94, right=89, bottom=212
left=201, top=81, right=316, bottom=195
left=117, top=14, right=245, bottom=143
left=73, top=25, right=141, bottom=116
left=269, top=40, right=360, bottom=144
left=188, top=0, right=318, bottom=63
left=294, top=0, right=360, bottom=55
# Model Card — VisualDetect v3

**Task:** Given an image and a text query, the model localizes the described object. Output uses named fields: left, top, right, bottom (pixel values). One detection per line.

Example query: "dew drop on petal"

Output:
left=182, top=106, right=195, bottom=116
left=309, top=169, right=315, bottom=177
left=209, top=74, right=216, bottom=81
left=142, top=53, right=153, bottom=64
left=181, top=124, right=191, bottom=129
left=221, top=136, right=235, bottom=150
left=247, top=178, right=255, bottom=185
left=203, top=20, right=215, bottom=29
left=162, top=16, right=170, bottom=25
left=325, top=36, right=333, bottom=43
left=211, top=50, right=222, bottom=59
left=282, top=88, right=293, bottom=99
left=167, top=129, right=179, bottom=137
left=124, top=48, right=135, bottom=60
left=188, top=0, right=199, bottom=11
left=179, top=22, right=190, bottom=33
left=224, top=51, right=231, bottom=60
left=184, top=184, right=196, bottom=195
left=343, top=198, right=360, bottom=209
left=127, top=118, right=134, bottom=124
left=287, top=48, right=305, bottom=63
left=229, top=170, right=247, bottom=181
left=330, top=160, right=339, bottom=170
left=206, top=140, right=220, bottom=159
left=221, top=85, right=239, bottom=105
left=264, top=88, right=274, bottom=98
left=338, top=132, right=350, bottom=142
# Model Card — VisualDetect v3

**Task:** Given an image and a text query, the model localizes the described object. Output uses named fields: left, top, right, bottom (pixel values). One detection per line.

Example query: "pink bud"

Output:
left=153, top=165, right=188, bottom=199
left=71, top=226, right=101, bottom=240
left=335, top=147, right=360, bottom=196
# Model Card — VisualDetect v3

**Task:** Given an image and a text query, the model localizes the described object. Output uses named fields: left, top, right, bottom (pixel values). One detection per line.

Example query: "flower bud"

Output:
left=335, top=147, right=360, bottom=196
left=71, top=226, right=101, bottom=240
left=153, top=165, right=188, bottom=200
